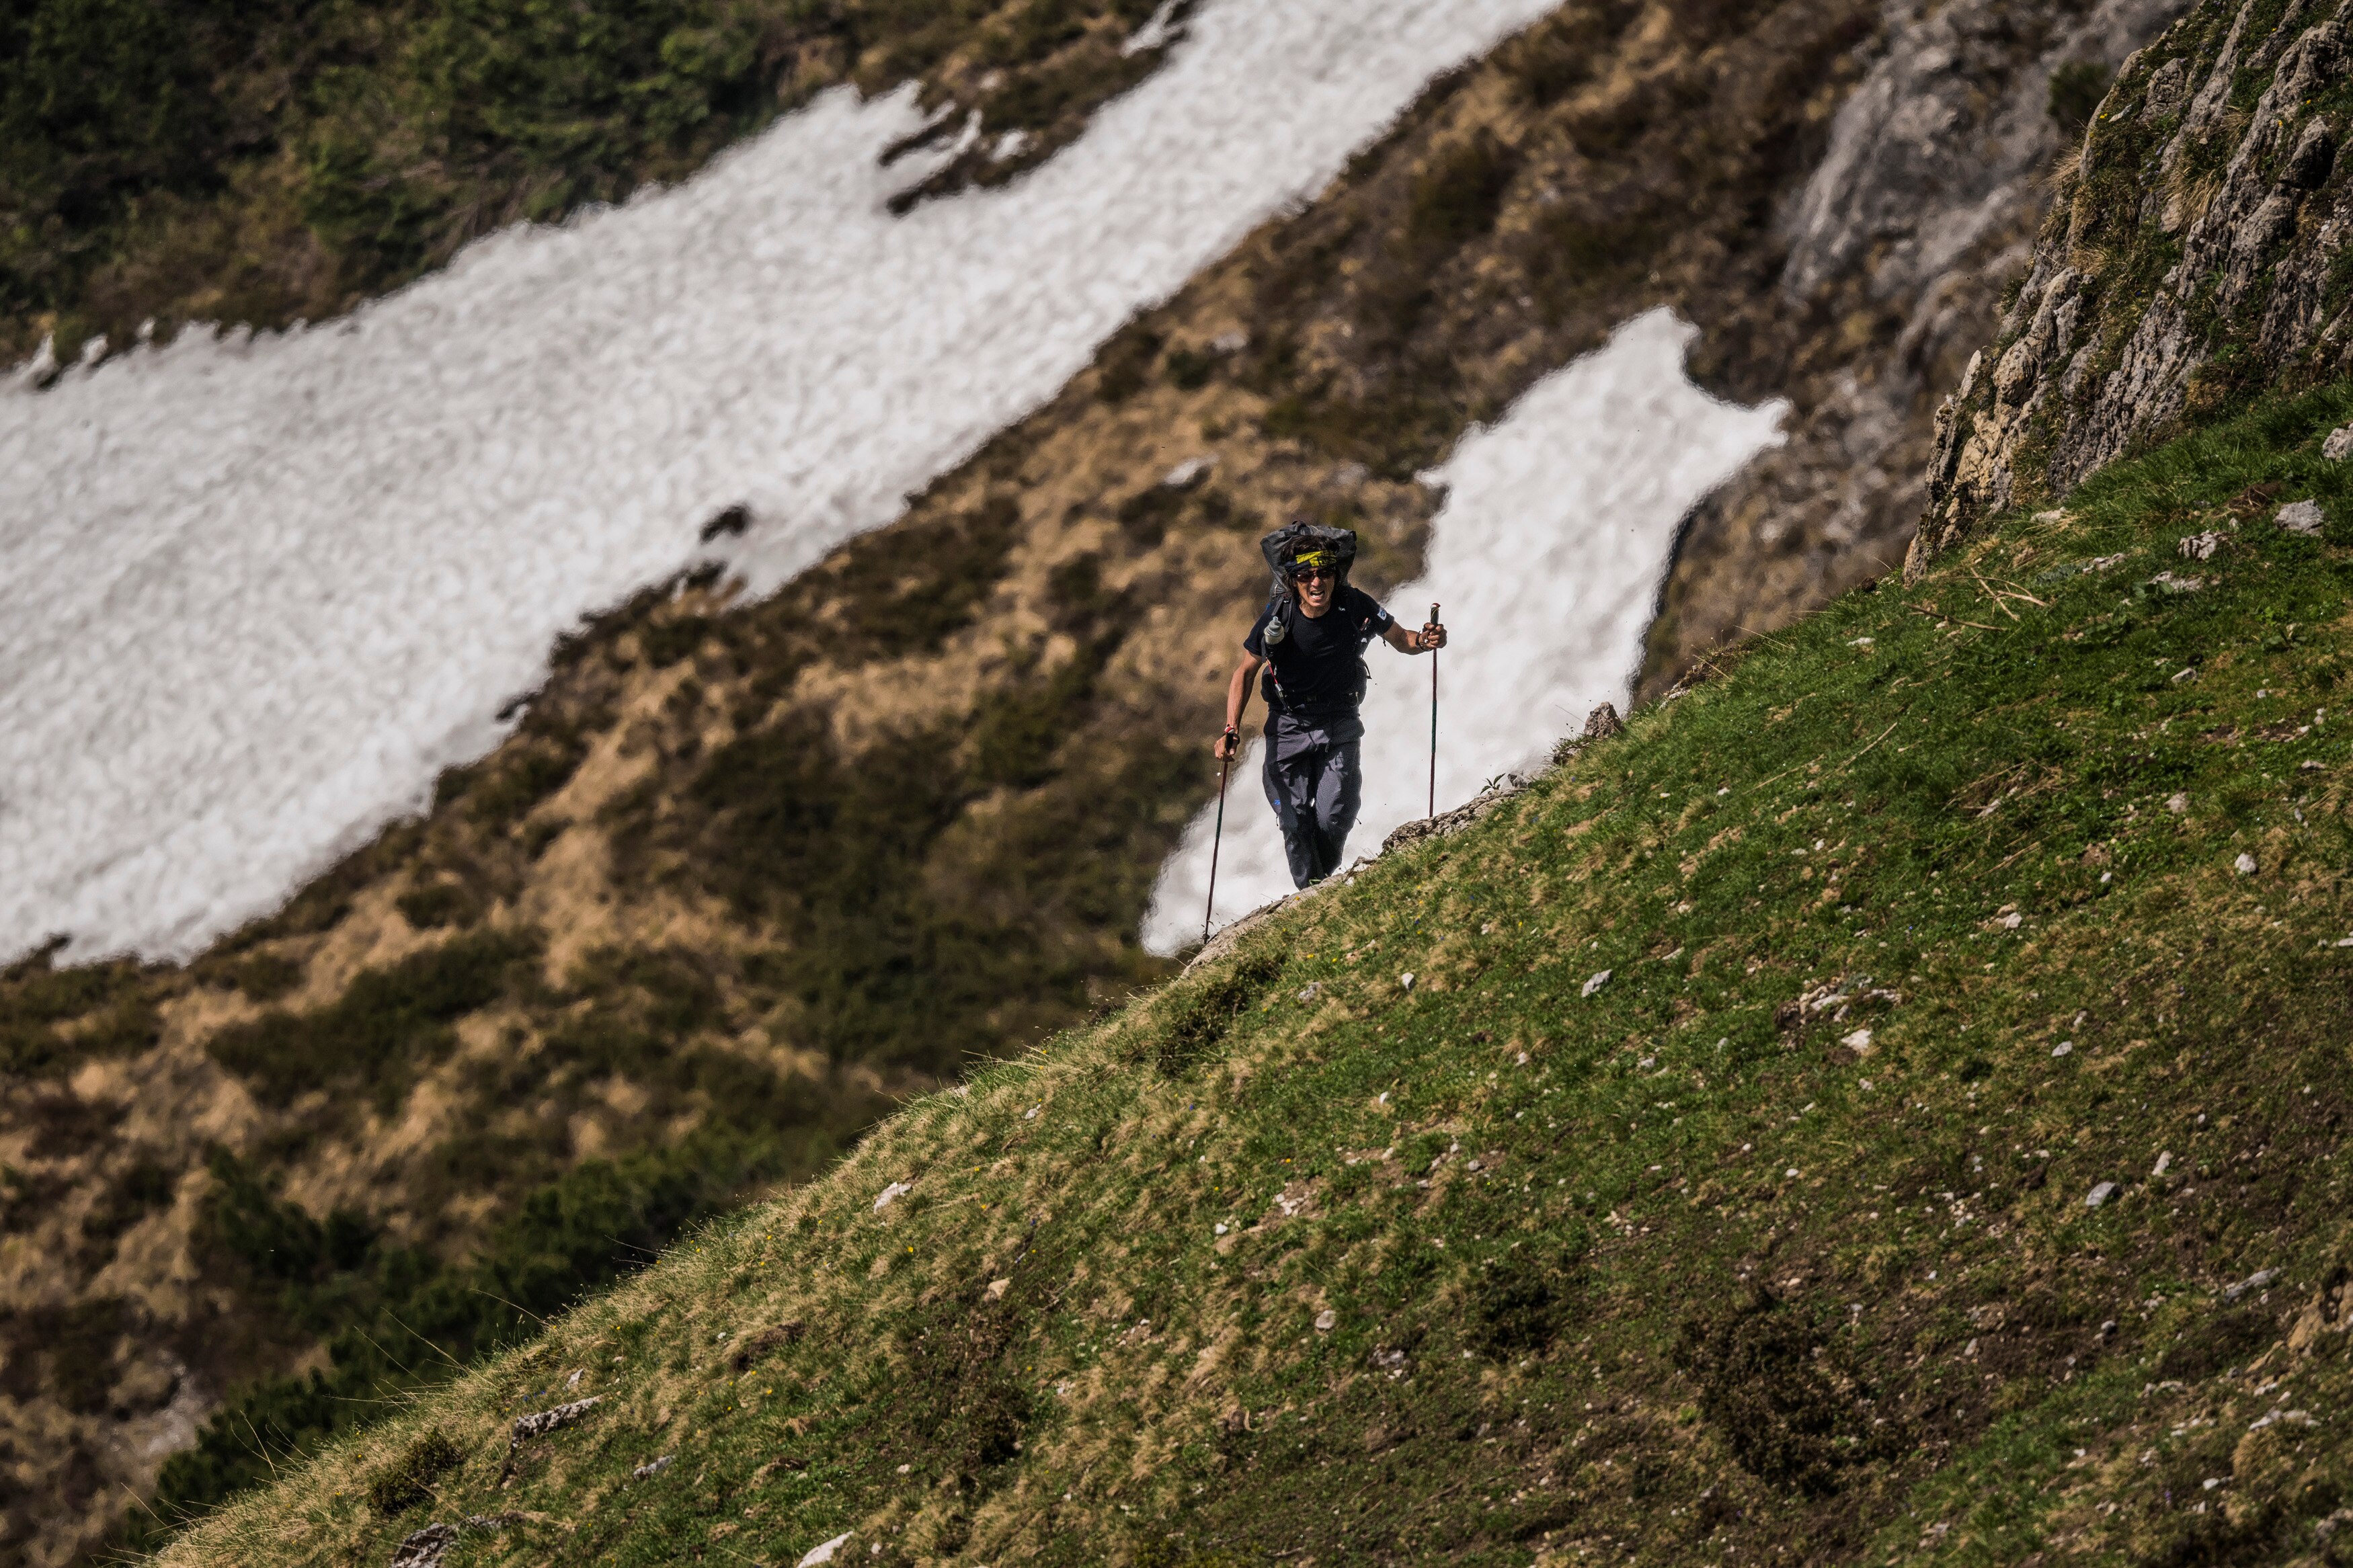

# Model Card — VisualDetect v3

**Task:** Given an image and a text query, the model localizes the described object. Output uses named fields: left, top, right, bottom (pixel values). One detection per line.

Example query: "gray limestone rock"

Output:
left=510, top=1396, right=600, bottom=1444
left=2278, top=499, right=2326, bottom=535
left=388, top=1526, right=460, bottom=1568
left=2323, top=424, right=2353, bottom=460
left=1911, top=0, right=2353, bottom=574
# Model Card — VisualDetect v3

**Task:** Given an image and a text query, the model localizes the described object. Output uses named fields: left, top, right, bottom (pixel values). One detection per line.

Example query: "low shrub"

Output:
left=207, top=929, right=537, bottom=1108
left=366, top=1430, right=463, bottom=1518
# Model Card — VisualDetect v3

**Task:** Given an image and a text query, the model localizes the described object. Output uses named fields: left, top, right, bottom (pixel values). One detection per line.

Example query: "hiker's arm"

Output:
left=1384, top=618, right=1447, bottom=655
left=1215, top=655, right=1263, bottom=758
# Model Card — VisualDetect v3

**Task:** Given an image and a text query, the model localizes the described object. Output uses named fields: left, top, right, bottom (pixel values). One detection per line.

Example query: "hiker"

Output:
left=1214, top=523, right=1445, bottom=889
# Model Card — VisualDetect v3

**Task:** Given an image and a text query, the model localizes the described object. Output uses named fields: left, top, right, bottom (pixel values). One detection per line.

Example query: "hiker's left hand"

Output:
left=1421, top=621, right=1447, bottom=652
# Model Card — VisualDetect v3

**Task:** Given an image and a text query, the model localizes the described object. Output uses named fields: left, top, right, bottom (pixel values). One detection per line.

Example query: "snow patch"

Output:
left=0, top=0, right=1566, bottom=963
left=1142, top=310, right=1787, bottom=953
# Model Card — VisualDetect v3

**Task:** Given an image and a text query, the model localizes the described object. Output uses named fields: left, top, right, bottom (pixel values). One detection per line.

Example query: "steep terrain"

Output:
left=0, top=0, right=2196, bottom=1561
left=1645, top=0, right=2183, bottom=700
left=1919, top=0, right=2353, bottom=569
left=151, top=378, right=2353, bottom=1566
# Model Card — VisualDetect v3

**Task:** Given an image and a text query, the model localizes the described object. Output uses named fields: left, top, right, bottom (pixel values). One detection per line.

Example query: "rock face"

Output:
left=1912, top=0, right=2353, bottom=572
left=1644, top=0, right=2188, bottom=694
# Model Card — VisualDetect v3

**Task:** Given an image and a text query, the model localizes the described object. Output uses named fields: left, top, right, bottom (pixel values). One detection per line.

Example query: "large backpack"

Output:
left=1254, top=523, right=1369, bottom=712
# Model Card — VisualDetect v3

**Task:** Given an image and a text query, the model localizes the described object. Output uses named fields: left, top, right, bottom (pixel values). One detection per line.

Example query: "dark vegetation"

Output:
left=1147, top=947, right=1288, bottom=1075
left=129, top=1081, right=881, bottom=1551
left=0, top=0, right=1189, bottom=369
left=0, top=940, right=159, bottom=1075
left=365, top=1429, right=463, bottom=1518
left=206, top=927, right=539, bottom=1112
left=2046, top=58, right=2116, bottom=137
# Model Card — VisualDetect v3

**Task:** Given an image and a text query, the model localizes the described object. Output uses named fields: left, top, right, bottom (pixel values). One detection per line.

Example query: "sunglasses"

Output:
left=1289, top=565, right=1335, bottom=582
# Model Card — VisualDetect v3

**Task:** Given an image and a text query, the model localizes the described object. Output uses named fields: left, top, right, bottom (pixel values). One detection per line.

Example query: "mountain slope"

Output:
left=0, top=1, right=2196, bottom=1560
left=152, top=379, right=2353, bottom=1567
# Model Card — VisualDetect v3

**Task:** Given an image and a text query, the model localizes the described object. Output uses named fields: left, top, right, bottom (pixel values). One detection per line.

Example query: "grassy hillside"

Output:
left=3, top=7, right=1935, bottom=1557
left=154, top=384, right=2353, bottom=1565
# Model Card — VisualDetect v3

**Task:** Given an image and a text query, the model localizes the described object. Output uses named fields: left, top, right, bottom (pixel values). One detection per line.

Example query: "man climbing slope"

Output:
left=1215, top=522, right=1447, bottom=889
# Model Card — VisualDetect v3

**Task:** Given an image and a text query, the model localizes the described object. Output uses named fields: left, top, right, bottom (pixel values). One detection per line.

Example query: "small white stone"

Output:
left=2324, top=425, right=2353, bottom=461
left=799, top=1532, right=854, bottom=1567
left=2052, top=1041, right=2073, bottom=1057
left=1581, top=969, right=1612, bottom=997
left=1398, top=973, right=1416, bottom=991
left=2167, top=793, right=2190, bottom=814
left=1786, top=1167, right=1800, bottom=1179
left=985, top=1278, right=1010, bottom=1302
left=2153, top=1151, right=2172, bottom=1177
left=1841, top=1028, right=1873, bottom=1053
left=1315, top=1309, right=1337, bottom=1332
left=2235, top=853, right=2258, bottom=875
left=873, top=1182, right=912, bottom=1212
left=1214, top=1223, right=1229, bottom=1236
left=2277, top=499, right=2327, bottom=536
left=2086, top=1181, right=2118, bottom=1208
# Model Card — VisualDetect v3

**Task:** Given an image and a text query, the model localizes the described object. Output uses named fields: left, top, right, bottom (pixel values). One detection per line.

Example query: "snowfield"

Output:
left=0, top=0, right=1566, bottom=963
left=1142, top=309, right=1788, bottom=955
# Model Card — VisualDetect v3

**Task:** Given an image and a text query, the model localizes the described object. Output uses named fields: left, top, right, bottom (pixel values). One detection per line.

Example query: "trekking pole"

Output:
left=1203, top=737, right=1235, bottom=945
left=1427, top=603, right=1441, bottom=821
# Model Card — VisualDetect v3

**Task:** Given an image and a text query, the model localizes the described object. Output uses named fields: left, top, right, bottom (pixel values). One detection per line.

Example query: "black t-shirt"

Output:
left=1245, top=585, right=1394, bottom=717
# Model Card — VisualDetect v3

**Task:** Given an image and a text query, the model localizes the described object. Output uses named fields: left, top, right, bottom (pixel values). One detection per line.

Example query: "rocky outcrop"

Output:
left=1644, top=0, right=2188, bottom=694
left=1911, top=0, right=2353, bottom=573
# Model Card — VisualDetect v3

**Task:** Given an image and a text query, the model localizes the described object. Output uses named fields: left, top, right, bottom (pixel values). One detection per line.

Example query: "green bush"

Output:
left=0, top=946, right=157, bottom=1075
left=366, top=1428, right=464, bottom=1517
left=395, top=881, right=477, bottom=930
left=207, top=929, right=536, bottom=1107
left=1404, top=132, right=1520, bottom=253
left=1096, top=320, right=1166, bottom=403
left=1150, top=948, right=1285, bottom=1074
left=2048, top=59, right=2115, bottom=137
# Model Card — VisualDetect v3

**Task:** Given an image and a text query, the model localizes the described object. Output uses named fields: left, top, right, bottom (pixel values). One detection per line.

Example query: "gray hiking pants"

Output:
left=1263, top=709, right=1364, bottom=889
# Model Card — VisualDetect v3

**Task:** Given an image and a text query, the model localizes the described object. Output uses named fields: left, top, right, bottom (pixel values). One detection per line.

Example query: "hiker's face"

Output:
left=1292, top=565, right=1335, bottom=612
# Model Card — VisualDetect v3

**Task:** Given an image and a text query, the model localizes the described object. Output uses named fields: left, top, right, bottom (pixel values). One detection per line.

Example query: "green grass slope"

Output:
left=155, top=386, right=2353, bottom=1566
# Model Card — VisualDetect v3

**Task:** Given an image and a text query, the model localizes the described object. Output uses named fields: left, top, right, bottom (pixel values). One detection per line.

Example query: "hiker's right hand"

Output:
left=1214, top=727, right=1241, bottom=761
